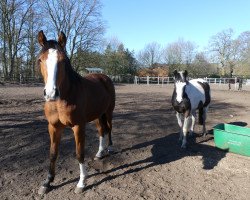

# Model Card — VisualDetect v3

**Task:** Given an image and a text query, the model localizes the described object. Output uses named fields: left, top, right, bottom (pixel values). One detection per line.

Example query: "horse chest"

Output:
left=172, top=98, right=191, bottom=113
left=57, top=102, right=81, bottom=126
left=45, top=101, right=82, bottom=126
left=172, top=90, right=191, bottom=113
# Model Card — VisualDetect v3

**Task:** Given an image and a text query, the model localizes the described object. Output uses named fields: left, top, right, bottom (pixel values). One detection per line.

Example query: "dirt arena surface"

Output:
left=0, top=83, right=250, bottom=200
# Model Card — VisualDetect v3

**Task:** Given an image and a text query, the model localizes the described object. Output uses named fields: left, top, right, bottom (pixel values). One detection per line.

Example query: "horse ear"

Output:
left=173, top=70, right=178, bottom=78
left=38, top=30, right=47, bottom=47
left=58, top=31, right=67, bottom=49
left=184, top=70, right=188, bottom=78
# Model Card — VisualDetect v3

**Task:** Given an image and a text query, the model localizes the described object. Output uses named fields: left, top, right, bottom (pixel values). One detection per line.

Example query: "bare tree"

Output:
left=190, top=52, right=217, bottom=77
left=137, top=42, right=162, bottom=67
left=104, top=36, right=123, bottom=52
left=163, top=38, right=197, bottom=74
left=23, top=2, right=42, bottom=78
left=0, top=0, right=35, bottom=79
left=41, top=0, right=105, bottom=63
left=234, top=31, right=250, bottom=76
left=209, top=29, right=240, bottom=77
left=163, top=41, right=182, bottom=72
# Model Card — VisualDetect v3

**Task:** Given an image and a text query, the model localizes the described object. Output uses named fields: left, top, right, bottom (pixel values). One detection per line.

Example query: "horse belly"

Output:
left=85, top=102, right=110, bottom=122
left=84, top=93, right=111, bottom=122
left=190, top=95, right=205, bottom=110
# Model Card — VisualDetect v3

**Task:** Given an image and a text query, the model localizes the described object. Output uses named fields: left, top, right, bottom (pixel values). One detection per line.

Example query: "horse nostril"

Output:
left=43, top=89, right=46, bottom=96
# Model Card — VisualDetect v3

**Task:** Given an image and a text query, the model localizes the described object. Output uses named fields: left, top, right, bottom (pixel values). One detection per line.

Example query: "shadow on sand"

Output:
left=70, top=131, right=226, bottom=191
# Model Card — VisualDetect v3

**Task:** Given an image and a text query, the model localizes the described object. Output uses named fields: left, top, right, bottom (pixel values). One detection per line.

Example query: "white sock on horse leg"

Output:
left=182, top=116, right=192, bottom=148
left=190, top=114, right=196, bottom=135
left=96, top=136, right=106, bottom=157
left=77, top=163, right=88, bottom=188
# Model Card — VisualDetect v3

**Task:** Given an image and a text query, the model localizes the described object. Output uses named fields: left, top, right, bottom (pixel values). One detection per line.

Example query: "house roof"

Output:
left=85, top=67, right=103, bottom=72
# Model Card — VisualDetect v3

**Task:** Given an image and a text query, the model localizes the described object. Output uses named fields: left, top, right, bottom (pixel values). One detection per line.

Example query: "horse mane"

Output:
left=37, top=40, right=82, bottom=84
left=63, top=56, right=82, bottom=84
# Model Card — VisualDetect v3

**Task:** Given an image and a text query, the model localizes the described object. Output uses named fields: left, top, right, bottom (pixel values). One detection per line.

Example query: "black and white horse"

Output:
left=171, top=70, right=211, bottom=148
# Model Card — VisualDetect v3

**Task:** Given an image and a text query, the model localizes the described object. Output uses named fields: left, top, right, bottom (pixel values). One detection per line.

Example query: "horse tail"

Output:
left=98, top=74, right=116, bottom=109
left=198, top=107, right=203, bottom=125
left=105, top=76, right=116, bottom=111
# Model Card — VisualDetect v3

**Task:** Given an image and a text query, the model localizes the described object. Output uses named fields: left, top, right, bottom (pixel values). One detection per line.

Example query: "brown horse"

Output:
left=37, top=31, right=115, bottom=194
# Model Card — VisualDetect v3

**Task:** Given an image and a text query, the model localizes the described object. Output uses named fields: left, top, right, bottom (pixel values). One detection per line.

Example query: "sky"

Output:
left=102, top=0, right=250, bottom=53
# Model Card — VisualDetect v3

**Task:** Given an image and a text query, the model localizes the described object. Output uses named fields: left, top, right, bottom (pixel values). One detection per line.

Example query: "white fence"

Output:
left=134, top=76, right=175, bottom=86
left=134, top=76, right=246, bottom=89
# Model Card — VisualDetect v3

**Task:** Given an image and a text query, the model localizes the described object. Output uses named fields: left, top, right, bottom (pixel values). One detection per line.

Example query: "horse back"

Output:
left=196, top=80, right=211, bottom=107
left=84, top=73, right=115, bottom=100
left=186, top=79, right=211, bottom=109
left=82, top=74, right=115, bottom=121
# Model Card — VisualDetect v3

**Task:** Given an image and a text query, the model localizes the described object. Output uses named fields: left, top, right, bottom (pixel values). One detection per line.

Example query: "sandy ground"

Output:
left=0, top=83, right=250, bottom=200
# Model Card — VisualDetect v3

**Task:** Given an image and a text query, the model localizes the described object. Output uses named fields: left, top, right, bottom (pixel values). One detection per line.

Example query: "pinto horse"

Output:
left=171, top=70, right=211, bottom=148
left=37, top=31, right=115, bottom=194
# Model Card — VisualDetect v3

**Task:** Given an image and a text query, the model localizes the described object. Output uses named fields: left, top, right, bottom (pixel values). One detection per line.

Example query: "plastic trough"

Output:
left=213, top=123, right=250, bottom=157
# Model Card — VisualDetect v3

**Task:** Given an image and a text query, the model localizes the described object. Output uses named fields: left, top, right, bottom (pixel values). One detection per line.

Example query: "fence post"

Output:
left=147, top=76, right=149, bottom=85
left=235, top=77, right=237, bottom=90
left=161, top=77, right=164, bottom=87
left=157, top=76, right=159, bottom=85
left=19, top=73, right=22, bottom=84
left=134, top=76, right=138, bottom=84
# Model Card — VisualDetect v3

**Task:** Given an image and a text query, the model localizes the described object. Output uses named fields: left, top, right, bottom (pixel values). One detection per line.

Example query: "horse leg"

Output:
left=176, top=112, right=183, bottom=141
left=202, top=107, right=208, bottom=136
left=38, top=124, right=63, bottom=195
left=94, top=116, right=107, bottom=159
left=181, top=116, right=192, bottom=148
left=72, top=124, right=88, bottom=194
left=190, top=111, right=196, bottom=137
left=106, top=112, right=114, bottom=153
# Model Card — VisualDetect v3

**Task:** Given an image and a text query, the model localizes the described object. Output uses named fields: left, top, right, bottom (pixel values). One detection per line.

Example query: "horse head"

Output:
left=173, top=70, right=188, bottom=103
left=37, top=30, right=67, bottom=101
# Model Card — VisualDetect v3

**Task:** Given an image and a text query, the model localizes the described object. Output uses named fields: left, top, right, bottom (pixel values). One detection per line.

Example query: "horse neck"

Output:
left=58, top=64, right=77, bottom=101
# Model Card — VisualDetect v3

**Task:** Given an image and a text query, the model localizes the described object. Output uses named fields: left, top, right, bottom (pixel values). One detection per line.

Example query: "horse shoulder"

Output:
left=185, top=81, right=206, bottom=109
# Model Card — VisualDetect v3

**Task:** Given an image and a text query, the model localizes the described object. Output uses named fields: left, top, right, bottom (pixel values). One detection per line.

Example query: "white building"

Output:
left=85, top=67, right=104, bottom=74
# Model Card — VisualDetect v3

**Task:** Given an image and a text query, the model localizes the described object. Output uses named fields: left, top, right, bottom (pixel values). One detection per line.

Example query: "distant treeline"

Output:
left=1, top=1, right=250, bottom=82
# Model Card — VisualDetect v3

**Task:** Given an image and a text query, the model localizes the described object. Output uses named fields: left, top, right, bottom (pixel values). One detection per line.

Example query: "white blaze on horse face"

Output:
left=77, top=163, right=88, bottom=188
left=175, top=81, right=186, bottom=103
left=45, top=49, right=58, bottom=98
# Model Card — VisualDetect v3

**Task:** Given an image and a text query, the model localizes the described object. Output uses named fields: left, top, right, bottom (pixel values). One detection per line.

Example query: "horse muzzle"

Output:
left=44, top=88, right=60, bottom=101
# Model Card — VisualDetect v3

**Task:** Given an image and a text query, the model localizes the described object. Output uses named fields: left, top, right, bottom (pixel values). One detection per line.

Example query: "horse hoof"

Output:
left=95, top=150, right=108, bottom=160
left=38, top=186, right=50, bottom=195
left=94, top=156, right=102, bottom=160
left=74, top=187, right=84, bottom=194
left=107, top=149, right=115, bottom=155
